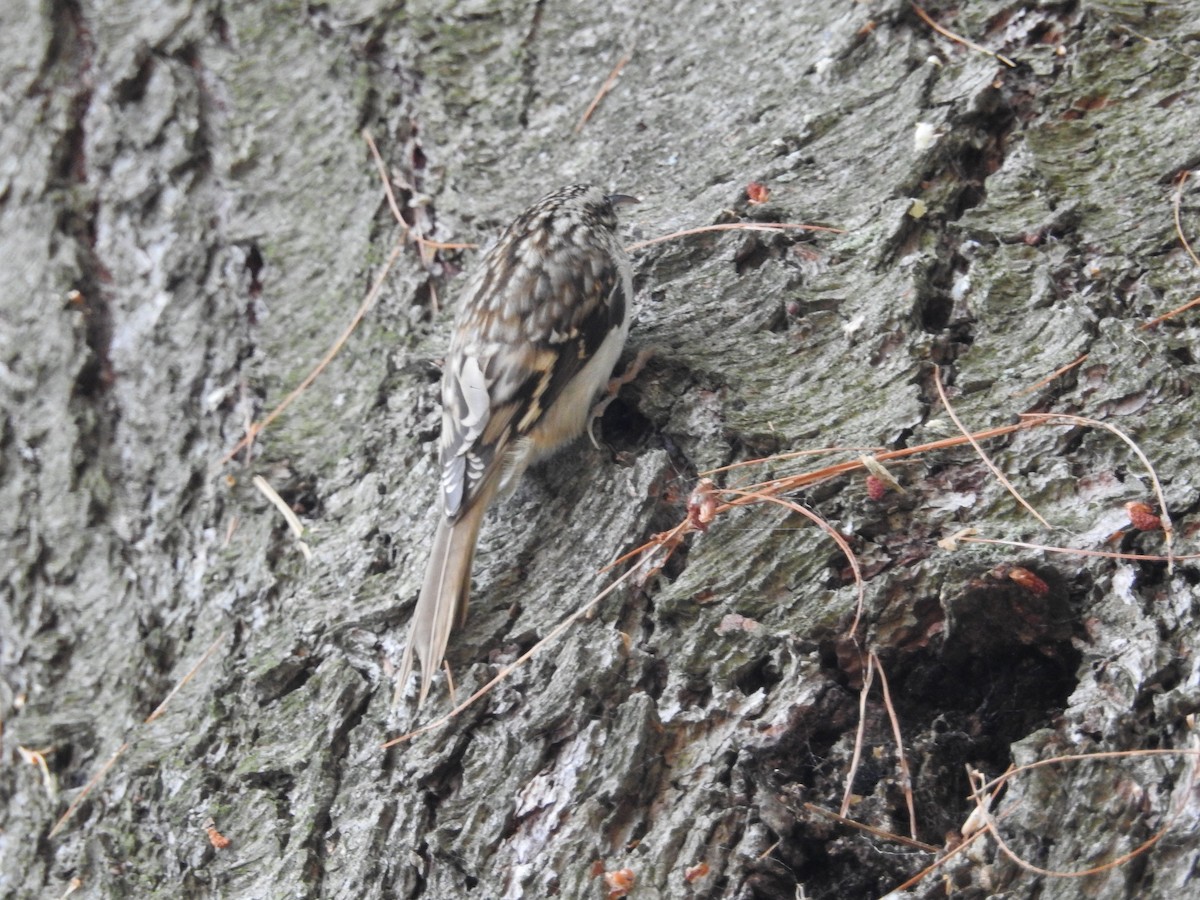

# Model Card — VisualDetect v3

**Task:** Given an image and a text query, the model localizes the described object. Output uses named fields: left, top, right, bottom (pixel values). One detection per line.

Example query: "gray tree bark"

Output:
left=3, top=1, right=1199, bottom=898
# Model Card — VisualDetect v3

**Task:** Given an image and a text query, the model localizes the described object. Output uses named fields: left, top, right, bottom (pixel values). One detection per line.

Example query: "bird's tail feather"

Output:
left=397, top=500, right=488, bottom=707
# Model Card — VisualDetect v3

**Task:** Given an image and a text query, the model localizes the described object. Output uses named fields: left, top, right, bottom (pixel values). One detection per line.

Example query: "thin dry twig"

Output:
left=145, top=632, right=227, bottom=724
left=601, top=529, right=680, bottom=574
left=700, top=445, right=884, bottom=478
left=625, top=221, right=844, bottom=253
left=220, top=130, right=481, bottom=466
left=968, top=743, right=1200, bottom=879
left=364, top=129, right=408, bottom=236
left=50, top=632, right=226, bottom=838
left=886, top=828, right=988, bottom=893
left=756, top=840, right=781, bottom=861
left=888, top=777, right=1023, bottom=896
left=1114, top=24, right=1200, bottom=62
left=837, top=653, right=920, bottom=840
left=577, top=52, right=632, bottom=132
left=48, top=743, right=130, bottom=838
left=912, top=3, right=1016, bottom=67
left=1019, top=413, right=1174, bottom=566
left=16, top=746, right=56, bottom=797
left=873, top=422, right=1037, bottom=461
left=443, top=658, right=458, bottom=707
left=252, top=475, right=304, bottom=538
left=385, top=529, right=683, bottom=746
left=872, top=651, right=917, bottom=840
left=221, top=515, right=239, bottom=548
left=219, top=237, right=406, bottom=465
left=883, top=744, right=1190, bottom=897
left=974, top=747, right=1200, bottom=798
left=960, top=764, right=1009, bottom=839
left=416, top=238, right=478, bottom=251
left=803, top=803, right=939, bottom=853
left=1013, top=352, right=1089, bottom=396
left=1171, top=169, right=1199, bottom=270
left=958, top=536, right=1200, bottom=563
left=710, top=422, right=1042, bottom=506
left=843, top=653, right=875, bottom=817
left=252, top=475, right=312, bottom=561
left=363, top=130, right=478, bottom=256
left=1140, top=293, right=1200, bottom=330
left=933, top=366, right=1052, bottom=529
left=718, top=488, right=867, bottom=637
left=1138, top=171, right=1200, bottom=328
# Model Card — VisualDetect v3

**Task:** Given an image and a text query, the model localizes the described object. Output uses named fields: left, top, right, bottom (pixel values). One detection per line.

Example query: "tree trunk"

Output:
left=3, top=1, right=1199, bottom=898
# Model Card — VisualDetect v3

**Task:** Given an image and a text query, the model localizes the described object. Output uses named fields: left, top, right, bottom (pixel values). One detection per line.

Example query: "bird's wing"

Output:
left=438, top=241, right=627, bottom=520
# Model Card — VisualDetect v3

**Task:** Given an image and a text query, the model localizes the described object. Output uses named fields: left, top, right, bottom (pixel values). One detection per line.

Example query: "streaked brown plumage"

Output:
left=398, top=185, right=636, bottom=707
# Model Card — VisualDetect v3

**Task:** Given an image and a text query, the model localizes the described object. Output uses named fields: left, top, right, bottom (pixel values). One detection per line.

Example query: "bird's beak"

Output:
left=606, top=193, right=640, bottom=207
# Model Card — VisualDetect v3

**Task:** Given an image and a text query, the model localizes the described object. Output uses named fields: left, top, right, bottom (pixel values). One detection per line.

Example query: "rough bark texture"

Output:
left=3, top=1, right=1199, bottom=898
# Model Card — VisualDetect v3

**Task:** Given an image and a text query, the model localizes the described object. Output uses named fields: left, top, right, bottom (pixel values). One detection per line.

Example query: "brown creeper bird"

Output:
left=398, top=185, right=637, bottom=707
